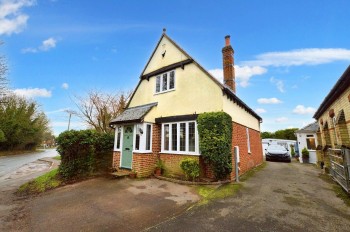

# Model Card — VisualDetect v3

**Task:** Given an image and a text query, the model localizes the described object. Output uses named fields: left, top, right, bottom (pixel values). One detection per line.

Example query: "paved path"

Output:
left=150, top=161, right=350, bottom=232
left=28, top=178, right=199, bottom=232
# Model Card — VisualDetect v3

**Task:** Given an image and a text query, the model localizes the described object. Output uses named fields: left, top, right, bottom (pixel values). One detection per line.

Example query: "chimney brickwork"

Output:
left=222, top=35, right=236, bottom=93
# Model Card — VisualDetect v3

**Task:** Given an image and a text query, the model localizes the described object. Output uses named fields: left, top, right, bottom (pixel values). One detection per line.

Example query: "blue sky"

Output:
left=1, top=0, right=350, bottom=135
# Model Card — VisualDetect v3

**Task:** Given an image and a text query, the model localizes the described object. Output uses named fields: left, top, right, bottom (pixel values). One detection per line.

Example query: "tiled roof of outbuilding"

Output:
left=295, top=122, right=319, bottom=133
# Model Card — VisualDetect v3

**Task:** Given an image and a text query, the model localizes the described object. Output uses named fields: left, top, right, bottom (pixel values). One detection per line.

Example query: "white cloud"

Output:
left=0, top=0, right=35, bottom=35
left=13, top=88, right=51, bottom=98
left=255, top=108, right=266, bottom=113
left=61, top=83, right=69, bottom=89
left=257, top=97, right=282, bottom=104
left=22, top=37, right=57, bottom=53
left=209, top=65, right=267, bottom=87
left=242, top=48, right=350, bottom=67
left=45, top=108, right=69, bottom=115
left=270, top=77, right=285, bottom=93
left=275, top=117, right=288, bottom=123
left=292, top=105, right=316, bottom=115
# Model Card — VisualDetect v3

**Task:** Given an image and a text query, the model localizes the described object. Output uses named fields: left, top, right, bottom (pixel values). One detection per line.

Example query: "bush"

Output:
left=197, top=112, right=232, bottom=180
left=301, top=147, right=309, bottom=159
left=180, top=158, right=200, bottom=181
left=56, top=130, right=114, bottom=180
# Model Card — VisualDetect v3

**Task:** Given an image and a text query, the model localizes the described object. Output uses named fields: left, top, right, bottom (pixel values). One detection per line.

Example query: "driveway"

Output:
left=150, top=161, right=350, bottom=232
left=27, top=178, right=199, bottom=232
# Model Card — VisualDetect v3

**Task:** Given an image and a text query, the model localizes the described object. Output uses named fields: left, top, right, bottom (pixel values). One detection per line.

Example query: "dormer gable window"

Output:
left=155, top=70, right=175, bottom=94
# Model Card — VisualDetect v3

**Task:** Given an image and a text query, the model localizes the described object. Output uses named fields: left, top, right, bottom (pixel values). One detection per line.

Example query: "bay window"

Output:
left=134, top=123, right=152, bottom=152
left=161, top=121, right=199, bottom=154
left=114, top=126, right=122, bottom=151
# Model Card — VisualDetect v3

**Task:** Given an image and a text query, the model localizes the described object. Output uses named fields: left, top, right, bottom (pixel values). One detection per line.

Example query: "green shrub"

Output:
left=56, top=130, right=114, bottom=180
left=290, top=145, right=295, bottom=157
left=301, top=147, right=309, bottom=159
left=180, top=158, right=200, bottom=181
left=197, top=112, right=232, bottom=180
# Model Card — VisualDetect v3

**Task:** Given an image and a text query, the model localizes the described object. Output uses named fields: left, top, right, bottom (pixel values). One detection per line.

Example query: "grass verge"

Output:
left=319, top=173, right=350, bottom=207
left=18, top=168, right=62, bottom=195
left=195, top=162, right=267, bottom=205
left=53, top=155, right=61, bottom=160
left=240, top=162, right=267, bottom=182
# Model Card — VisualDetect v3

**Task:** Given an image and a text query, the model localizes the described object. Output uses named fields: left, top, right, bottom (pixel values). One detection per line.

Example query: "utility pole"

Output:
left=64, top=110, right=76, bottom=131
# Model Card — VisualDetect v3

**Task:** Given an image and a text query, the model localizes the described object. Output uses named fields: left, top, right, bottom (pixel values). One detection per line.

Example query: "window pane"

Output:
left=246, top=128, right=251, bottom=153
left=116, top=127, right=121, bottom=149
left=135, top=134, right=140, bottom=151
left=162, top=73, right=168, bottom=91
left=189, top=122, right=195, bottom=152
left=164, top=124, right=169, bottom=151
left=306, top=138, right=316, bottom=150
left=180, top=123, right=186, bottom=151
left=172, top=124, right=177, bottom=151
left=146, top=124, right=151, bottom=150
left=169, top=71, right=175, bottom=89
left=156, top=76, right=161, bottom=93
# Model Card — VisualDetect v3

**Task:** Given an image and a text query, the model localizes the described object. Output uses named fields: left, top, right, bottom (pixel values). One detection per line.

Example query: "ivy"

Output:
left=197, top=112, right=232, bottom=180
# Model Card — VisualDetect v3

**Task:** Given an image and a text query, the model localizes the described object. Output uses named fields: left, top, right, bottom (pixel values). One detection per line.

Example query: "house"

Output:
left=109, top=30, right=263, bottom=180
left=261, top=138, right=297, bottom=157
left=313, top=65, right=350, bottom=191
left=295, top=122, right=319, bottom=164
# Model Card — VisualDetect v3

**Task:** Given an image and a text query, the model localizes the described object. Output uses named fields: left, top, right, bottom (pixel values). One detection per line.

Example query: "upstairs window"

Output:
left=155, top=70, right=175, bottom=94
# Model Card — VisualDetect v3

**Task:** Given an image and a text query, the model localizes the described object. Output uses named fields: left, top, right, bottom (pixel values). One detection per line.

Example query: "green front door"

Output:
left=121, top=126, right=133, bottom=169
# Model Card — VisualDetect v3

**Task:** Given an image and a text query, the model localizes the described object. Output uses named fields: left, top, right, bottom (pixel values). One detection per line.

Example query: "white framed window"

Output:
left=161, top=121, right=199, bottom=155
left=155, top=70, right=175, bottom=94
left=306, top=135, right=316, bottom=150
left=114, top=126, right=123, bottom=151
left=133, top=123, right=152, bottom=153
left=246, top=127, right=251, bottom=153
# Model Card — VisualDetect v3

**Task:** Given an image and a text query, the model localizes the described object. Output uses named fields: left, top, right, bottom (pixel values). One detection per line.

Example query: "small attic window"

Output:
left=155, top=70, right=175, bottom=94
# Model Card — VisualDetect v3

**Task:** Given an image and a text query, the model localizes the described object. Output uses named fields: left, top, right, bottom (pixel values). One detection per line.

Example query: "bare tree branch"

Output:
left=73, top=90, right=131, bottom=133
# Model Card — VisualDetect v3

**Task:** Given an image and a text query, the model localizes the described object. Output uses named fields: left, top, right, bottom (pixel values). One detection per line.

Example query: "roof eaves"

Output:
left=313, top=65, right=350, bottom=119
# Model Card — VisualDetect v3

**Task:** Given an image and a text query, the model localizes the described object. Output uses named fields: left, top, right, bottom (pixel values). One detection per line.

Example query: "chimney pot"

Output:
left=225, top=35, right=231, bottom=46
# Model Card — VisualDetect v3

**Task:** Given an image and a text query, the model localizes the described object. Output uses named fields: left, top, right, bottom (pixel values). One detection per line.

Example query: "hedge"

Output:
left=197, top=112, right=232, bottom=180
left=56, top=130, right=114, bottom=179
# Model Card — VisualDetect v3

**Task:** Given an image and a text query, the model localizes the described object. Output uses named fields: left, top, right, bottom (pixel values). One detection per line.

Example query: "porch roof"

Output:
left=109, top=102, right=157, bottom=126
left=295, top=122, right=319, bottom=133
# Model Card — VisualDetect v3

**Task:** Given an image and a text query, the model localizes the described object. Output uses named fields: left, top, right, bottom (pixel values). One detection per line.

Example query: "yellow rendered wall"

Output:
left=318, top=86, right=350, bottom=148
left=130, top=63, right=223, bottom=122
left=223, top=96, right=260, bottom=131
left=143, top=36, right=189, bottom=75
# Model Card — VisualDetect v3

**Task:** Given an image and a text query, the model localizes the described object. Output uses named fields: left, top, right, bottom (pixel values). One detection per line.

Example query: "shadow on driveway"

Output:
left=28, top=178, right=199, bottom=232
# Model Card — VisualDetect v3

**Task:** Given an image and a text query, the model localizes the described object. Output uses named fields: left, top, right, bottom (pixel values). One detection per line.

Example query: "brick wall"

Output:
left=160, top=154, right=200, bottom=177
left=230, top=122, right=263, bottom=180
left=112, top=123, right=161, bottom=177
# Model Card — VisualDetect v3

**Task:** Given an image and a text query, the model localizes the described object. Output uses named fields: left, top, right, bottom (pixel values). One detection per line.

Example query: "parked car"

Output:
left=265, top=145, right=291, bottom=162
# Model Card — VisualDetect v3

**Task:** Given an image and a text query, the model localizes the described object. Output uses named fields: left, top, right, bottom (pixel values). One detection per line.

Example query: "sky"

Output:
left=1, top=0, right=350, bottom=135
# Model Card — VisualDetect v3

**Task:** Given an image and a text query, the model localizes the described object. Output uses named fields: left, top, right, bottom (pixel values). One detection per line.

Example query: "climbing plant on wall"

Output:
left=197, top=112, right=232, bottom=180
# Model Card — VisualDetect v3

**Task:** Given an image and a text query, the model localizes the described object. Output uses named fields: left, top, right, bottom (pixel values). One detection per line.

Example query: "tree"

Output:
left=73, top=90, right=131, bottom=134
left=0, top=94, right=50, bottom=150
left=0, top=41, right=8, bottom=102
left=261, top=128, right=298, bottom=140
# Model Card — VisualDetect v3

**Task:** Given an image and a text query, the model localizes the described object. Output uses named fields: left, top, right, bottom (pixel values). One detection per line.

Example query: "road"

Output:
left=0, top=149, right=58, bottom=178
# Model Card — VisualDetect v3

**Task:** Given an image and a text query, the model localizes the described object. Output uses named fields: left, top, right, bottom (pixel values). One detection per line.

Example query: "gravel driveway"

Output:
left=150, top=161, right=350, bottom=232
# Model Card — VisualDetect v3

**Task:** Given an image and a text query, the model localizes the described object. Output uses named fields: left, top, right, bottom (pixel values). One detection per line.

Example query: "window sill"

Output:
left=160, top=151, right=200, bottom=156
left=133, top=150, right=153, bottom=154
left=114, top=149, right=121, bottom=152
left=154, top=88, right=175, bottom=95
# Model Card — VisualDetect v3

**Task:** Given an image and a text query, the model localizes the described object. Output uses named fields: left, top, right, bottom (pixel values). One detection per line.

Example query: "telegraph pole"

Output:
left=64, top=110, right=76, bottom=131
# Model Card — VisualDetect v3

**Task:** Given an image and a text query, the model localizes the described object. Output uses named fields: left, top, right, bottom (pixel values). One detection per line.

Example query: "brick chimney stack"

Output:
left=222, top=35, right=236, bottom=93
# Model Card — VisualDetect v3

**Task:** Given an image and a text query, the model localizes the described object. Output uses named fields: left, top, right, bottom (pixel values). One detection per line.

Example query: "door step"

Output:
left=111, top=169, right=132, bottom=178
